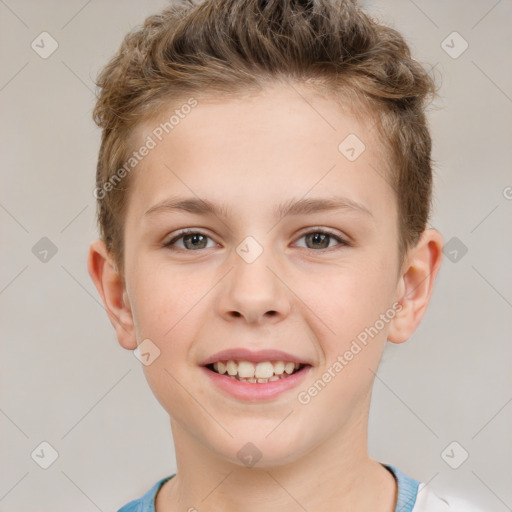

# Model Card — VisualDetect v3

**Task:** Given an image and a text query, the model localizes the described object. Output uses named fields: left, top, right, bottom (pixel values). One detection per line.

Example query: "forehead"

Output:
left=126, top=83, right=394, bottom=221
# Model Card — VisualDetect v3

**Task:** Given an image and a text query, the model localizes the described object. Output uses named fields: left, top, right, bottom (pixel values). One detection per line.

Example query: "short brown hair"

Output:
left=92, top=0, right=438, bottom=275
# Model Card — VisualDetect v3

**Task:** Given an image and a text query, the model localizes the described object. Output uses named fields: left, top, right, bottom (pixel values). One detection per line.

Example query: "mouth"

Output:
left=204, top=360, right=309, bottom=384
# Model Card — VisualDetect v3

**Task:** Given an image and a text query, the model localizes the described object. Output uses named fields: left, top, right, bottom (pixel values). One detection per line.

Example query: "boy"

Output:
left=87, top=0, right=485, bottom=510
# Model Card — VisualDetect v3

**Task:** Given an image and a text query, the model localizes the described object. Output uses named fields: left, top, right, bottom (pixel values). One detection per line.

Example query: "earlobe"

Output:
left=87, top=239, right=138, bottom=350
left=388, top=228, right=443, bottom=344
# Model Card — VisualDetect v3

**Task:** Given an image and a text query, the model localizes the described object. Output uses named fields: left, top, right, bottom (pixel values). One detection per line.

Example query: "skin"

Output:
left=88, top=82, right=443, bottom=512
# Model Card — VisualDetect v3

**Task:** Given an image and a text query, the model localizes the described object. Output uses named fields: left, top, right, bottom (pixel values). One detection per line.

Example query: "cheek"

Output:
left=297, top=255, right=394, bottom=330
left=129, top=266, right=206, bottom=414
left=295, top=266, right=394, bottom=416
left=129, top=262, right=206, bottom=341
left=293, top=254, right=396, bottom=380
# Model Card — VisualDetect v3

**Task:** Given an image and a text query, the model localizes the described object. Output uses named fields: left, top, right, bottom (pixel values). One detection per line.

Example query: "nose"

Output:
left=216, top=244, right=291, bottom=325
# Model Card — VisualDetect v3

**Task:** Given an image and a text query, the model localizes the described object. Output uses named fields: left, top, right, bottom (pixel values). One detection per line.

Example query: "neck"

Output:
left=156, top=397, right=397, bottom=512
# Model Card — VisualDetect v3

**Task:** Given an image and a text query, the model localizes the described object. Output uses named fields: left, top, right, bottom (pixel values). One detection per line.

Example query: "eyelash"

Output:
left=164, top=228, right=350, bottom=252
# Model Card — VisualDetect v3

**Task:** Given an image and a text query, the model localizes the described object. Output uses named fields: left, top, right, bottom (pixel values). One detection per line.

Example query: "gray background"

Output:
left=1, top=0, right=511, bottom=510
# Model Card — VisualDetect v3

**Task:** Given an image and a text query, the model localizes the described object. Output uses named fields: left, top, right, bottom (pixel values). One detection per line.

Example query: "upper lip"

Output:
left=199, top=348, right=312, bottom=366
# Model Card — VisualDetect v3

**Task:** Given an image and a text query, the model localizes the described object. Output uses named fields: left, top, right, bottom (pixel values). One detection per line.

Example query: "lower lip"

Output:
left=200, top=365, right=312, bottom=402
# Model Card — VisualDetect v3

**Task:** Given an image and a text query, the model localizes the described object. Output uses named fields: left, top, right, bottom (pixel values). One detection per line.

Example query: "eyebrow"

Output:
left=144, top=195, right=373, bottom=220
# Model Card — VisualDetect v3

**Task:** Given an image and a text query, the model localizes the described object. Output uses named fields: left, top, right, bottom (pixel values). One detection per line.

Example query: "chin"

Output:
left=213, top=435, right=309, bottom=470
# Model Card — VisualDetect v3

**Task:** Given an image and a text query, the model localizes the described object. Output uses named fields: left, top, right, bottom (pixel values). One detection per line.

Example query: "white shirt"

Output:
left=413, top=483, right=486, bottom=511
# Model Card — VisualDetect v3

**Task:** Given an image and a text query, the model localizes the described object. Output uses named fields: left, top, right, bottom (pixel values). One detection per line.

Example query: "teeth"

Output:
left=255, top=362, right=274, bottom=379
left=237, top=361, right=255, bottom=378
left=226, top=360, right=238, bottom=376
left=211, top=360, right=303, bottom=380
left=284, top=362, right=295, bottom=374
left=273, top=361, right=285, bottom=375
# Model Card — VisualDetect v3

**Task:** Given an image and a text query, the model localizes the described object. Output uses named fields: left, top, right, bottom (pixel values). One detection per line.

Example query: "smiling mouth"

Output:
left=205, top=360, right=309, bottom=383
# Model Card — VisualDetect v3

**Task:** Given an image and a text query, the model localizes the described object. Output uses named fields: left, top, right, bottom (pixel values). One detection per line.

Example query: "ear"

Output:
left=87, top=239, right=137, bottom=350
left=388, top=228, right=443, bottom=344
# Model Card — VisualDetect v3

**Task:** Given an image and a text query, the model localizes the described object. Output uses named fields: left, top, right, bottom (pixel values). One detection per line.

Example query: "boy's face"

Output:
left=111, top=83, right=409, bottom=466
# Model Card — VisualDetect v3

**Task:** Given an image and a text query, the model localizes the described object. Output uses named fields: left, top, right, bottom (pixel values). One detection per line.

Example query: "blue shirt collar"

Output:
left=119, top=463, right=419, bottom=512
left=383, top=463, right=420, bottom=512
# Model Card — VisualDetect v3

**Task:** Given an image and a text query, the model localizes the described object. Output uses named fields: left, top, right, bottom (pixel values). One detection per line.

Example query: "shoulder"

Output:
left=413, top=483, right=486, bottom=512
left=117, top=476, right=175, bottom=512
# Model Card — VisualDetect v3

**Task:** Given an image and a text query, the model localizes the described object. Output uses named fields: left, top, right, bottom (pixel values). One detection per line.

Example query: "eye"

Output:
left=164, top=230, right=217, bottom=251
left=294, top=229, right=349, bottom=251
left=164, top=228, right=350, bottom=252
